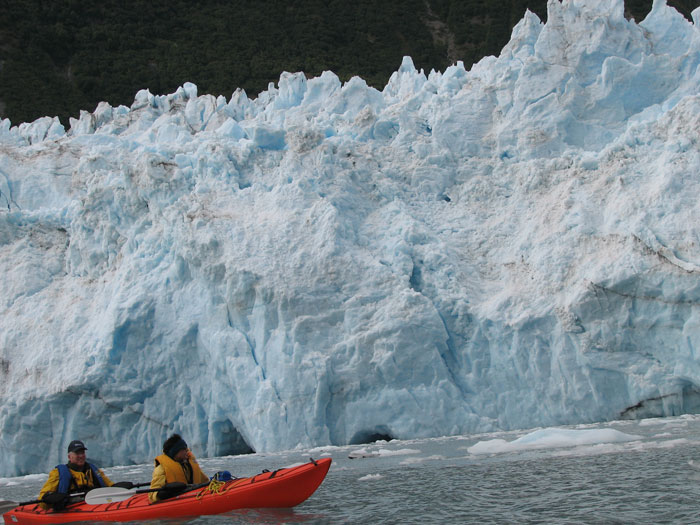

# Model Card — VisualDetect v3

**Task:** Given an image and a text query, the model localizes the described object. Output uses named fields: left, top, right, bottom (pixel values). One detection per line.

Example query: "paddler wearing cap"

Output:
left=148, top=433, right=209, bottom=504
left=37, top=440, right=115, bottom=509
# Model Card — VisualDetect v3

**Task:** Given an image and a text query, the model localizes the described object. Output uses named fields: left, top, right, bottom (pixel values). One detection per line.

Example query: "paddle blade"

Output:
left=85, top=486, right=135, bottom=505
left=0, top=500, right=19, bottom=514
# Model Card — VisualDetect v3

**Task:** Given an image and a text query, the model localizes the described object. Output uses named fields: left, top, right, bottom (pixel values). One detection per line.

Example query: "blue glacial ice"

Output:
left=0, top=0, right=699, bottom=476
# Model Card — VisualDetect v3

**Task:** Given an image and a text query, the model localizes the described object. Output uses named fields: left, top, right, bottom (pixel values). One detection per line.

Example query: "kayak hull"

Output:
left=3, top=458, right=331, bottom=524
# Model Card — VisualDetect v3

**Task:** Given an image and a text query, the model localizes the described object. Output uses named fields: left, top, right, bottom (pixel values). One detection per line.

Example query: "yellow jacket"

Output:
left=148, top=451, right=208, bottom=504
left=38, top=464, right=113, bottom=509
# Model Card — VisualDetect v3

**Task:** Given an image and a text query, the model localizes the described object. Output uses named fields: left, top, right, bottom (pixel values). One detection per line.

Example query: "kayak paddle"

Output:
left=85, top=482, right=188, bottom=505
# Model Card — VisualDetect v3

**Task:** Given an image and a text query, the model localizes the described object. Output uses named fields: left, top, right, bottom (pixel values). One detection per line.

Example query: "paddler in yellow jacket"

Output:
left=38, top=440, right=114, bottom=509
left=148, top=433, right=209, bottom=503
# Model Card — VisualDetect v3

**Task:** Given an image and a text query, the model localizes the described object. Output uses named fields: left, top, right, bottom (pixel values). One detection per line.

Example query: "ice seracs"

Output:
left=0, top=0, right=699, bottom=476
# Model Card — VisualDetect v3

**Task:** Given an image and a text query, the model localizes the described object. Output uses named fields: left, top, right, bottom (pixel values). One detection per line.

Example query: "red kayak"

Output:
left=3, top=457, right=331, bottom=524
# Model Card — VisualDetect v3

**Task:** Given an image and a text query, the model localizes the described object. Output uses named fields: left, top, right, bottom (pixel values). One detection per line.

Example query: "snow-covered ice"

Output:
left=0, top=0, right=699, bottom=476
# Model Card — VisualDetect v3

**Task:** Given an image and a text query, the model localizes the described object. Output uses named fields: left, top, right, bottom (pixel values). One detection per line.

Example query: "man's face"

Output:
left=174, top=448, right=189, bottom=463
left=68, top=449, right=87, bottom=467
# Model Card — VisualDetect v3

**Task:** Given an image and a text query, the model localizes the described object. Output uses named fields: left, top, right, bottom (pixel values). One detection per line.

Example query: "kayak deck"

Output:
left=3, top=458, right=331, bottom=524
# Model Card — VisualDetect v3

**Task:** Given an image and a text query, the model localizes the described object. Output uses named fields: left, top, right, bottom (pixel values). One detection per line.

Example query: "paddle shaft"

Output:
left=84, top=482, right=203, bottom=505
left=86, top=481, right=212, bottom=505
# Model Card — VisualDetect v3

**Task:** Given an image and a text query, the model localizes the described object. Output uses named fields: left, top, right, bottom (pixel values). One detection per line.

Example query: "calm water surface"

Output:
left=3, top=416, right=700, bottom=524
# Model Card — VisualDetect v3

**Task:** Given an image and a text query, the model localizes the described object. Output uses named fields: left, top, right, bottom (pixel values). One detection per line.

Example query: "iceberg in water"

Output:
left=467, top=427, right=642, bottom=455
left=0, top=0, right=699, bottom=476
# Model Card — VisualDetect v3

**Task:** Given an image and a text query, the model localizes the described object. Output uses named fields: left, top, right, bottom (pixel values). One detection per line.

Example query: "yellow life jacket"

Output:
left=154, top=453, right=208, bottom=484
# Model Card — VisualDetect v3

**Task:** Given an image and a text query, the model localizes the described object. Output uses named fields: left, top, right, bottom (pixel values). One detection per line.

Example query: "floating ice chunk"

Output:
left=399, top=455, right=447, bottom=465
left=376, top=449, right=420, bottom=457
left=348, top=449, right=380, bottom=459
left=468, top=428, right=642, bottom=455
left=358, top=473, right=384, bottom=481
left=348, top=447, right=420, bottom=459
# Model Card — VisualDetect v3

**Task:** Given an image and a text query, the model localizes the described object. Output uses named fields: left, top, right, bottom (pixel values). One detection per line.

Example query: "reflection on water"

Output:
left=3, top=416, right=700, bottom=524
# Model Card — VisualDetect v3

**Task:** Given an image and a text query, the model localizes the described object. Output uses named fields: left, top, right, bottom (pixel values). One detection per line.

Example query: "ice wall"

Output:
left=0, top=0, right=699, bottom=475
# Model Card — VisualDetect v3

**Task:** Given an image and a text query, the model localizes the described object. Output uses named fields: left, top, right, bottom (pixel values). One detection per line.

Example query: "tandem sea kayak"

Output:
left=3, top=457, right=331, bottom=524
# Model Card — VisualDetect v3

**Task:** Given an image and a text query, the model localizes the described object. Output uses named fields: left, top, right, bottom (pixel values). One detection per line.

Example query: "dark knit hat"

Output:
left=164, top=434, right=188, bottom=458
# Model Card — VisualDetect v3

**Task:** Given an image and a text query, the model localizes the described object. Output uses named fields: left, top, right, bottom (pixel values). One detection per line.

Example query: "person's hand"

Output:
left=42, top=492, right=68, bottom=504
left=42, top=492, right=68, bottom=509
left=157, top=482, right=186, bottom=500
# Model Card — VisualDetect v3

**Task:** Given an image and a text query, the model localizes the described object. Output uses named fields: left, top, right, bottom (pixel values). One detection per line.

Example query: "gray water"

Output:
left=3, top=416, right=700, bottom=524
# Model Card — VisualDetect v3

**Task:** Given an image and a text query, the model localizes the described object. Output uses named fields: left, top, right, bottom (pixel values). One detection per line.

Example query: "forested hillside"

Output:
left=0, top=0, right=697, bottom=125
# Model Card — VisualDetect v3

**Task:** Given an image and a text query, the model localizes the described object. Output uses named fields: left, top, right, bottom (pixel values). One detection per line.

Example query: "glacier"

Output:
left=0, top=0, right=699, bottom=476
